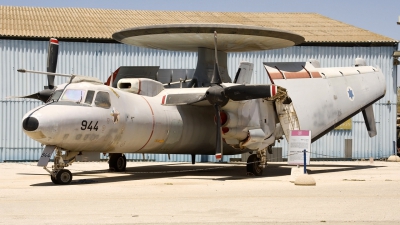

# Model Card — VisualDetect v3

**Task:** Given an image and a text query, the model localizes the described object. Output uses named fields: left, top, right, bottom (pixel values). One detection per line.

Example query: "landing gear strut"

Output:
left=109, top=153, right=126, bottom=172
left=246, top=148, right=267, bottom=176
left=44, top=147, right=76, bottom=185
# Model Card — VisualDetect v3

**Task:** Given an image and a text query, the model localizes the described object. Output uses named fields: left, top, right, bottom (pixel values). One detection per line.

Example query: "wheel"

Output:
left=50, top=174, right=59, bottom=184
left=56, top=169, right=73, bottom=185
left=246, top=154, right=263, bottom=176
left=109, top=153, right=126, bottom=172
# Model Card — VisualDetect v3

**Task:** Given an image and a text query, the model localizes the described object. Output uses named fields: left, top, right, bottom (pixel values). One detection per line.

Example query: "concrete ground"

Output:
left=0, top=160, right=399, bottom=225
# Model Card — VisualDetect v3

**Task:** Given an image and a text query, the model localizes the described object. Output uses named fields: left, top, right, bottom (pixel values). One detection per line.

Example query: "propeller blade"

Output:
left=46, top=38, right=59, bottom=89
left=214, top=104, right=223, bottom=160
left=7, top=89, right=53, bottom=103
left=210, top=31, right=222, bottom=85
left=224, top=84, right=278, bottom=101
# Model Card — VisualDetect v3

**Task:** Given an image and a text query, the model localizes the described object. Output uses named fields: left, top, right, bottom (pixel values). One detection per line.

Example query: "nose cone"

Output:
left=22, top=117, right=39, bottom=131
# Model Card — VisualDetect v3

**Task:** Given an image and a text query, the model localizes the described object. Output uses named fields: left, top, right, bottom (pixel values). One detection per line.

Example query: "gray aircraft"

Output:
left=13, top=24, right=386, bottom=184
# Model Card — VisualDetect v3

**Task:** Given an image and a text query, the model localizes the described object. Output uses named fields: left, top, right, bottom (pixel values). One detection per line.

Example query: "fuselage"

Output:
left=21, top=63, right=387, bottom=157
left=21, top=82, right=244, bottom=155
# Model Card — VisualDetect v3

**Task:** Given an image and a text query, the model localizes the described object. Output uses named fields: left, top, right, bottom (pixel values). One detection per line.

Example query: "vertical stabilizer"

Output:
left=233, top=62, right=254, bottom=84
left=362, top=105, right=377, bottom=137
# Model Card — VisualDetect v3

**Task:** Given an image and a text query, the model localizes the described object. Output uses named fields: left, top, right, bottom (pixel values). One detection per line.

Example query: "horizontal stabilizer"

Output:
left=106, top=67, right=196, bottom=88
left=362, top=105, right=377, bottom=137
left=158, top=69, right=195, bottom=87
left=106, top=66, right=160, bottom=87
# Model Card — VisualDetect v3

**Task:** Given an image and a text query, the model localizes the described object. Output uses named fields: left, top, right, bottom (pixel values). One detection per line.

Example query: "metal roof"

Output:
left=0, top=5, right=397, bottom=45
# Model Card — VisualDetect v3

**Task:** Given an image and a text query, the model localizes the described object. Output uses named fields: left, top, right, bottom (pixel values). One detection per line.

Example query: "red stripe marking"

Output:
left=274, top=66, right=285, bottom=79
left=215, top=154, right=222, bottom=160
left=311, top=71, right=322, bottom=78
left=50, top=38, right=59, bottom=45
left=284, top=71, right=310, bottom=79
left=161, top=95, right=166, bottom=105
left=267, top=72, right=284, bottom=81
left=302, top=66, right=313, bottom=78
left=138, top=96, right=155, bottom=151
left=271, top=85, right=276, bottom=96
left=105, top=68, right=120, bottom=86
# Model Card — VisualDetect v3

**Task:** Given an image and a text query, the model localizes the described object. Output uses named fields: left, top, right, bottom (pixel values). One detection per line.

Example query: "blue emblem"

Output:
left=347, top=87, right=354, bottom=101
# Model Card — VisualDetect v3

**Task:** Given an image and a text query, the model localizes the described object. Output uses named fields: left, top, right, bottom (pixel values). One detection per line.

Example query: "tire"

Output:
left=246, top=154, right=263, bottom=176
left=109, top=154, right=126, bottom=172
left=56, top=169, right=73, bottom=185
left=51, top=174, right=59, bottom=184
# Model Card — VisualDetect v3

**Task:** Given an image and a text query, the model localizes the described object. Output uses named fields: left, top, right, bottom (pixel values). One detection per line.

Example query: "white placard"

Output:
left=288, top=130, right=311, bottom=165
left=37, top=145, right=56, bottom=167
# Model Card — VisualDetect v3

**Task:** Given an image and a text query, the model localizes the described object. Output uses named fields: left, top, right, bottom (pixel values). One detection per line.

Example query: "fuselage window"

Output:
left=60, top=89, right=86, bottom=103
left=84, top=90, right=95, bottom=105
left=95, top=91, right=111, bottom=109
left=49, top=89, right=64, bottom=102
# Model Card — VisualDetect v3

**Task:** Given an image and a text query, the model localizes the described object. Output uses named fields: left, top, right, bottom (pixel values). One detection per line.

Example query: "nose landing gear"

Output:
left=43, top=148, right=76, bottom=185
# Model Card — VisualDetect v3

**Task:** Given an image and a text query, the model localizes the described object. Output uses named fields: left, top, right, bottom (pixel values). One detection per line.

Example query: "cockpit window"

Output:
left=94, top=91, right=111, bottom=109
left=49, top=89, right=64, bottom=102
left=61, top=89, right=86, bottom=102
left=84, top=90, right=95, bottom=105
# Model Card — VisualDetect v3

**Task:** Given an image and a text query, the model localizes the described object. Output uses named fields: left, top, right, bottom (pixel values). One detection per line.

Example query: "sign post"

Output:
left=288, top=130, right=316, bottom=186
left=303, top=149, right=307, bottom=174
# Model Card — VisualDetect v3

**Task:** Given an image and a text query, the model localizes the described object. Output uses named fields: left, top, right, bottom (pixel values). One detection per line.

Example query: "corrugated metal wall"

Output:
left=0, top=39, right=397, bottom=162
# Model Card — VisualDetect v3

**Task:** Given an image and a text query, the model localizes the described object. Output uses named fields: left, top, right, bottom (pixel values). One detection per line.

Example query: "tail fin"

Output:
left=362, top=105, right=377, bottom=137
left=233, top=61, right=254, bottom=84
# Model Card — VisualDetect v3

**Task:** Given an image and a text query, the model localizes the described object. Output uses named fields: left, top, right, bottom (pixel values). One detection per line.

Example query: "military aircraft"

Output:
left=13, top=24, right=386, bottom=185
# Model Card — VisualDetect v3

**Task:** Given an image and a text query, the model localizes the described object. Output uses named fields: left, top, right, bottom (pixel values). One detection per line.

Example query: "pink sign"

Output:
left=290, top=130, right=310, bottom=136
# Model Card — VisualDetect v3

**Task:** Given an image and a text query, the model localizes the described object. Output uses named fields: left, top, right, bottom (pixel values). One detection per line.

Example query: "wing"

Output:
left=264, top=61, right=386, bottom=142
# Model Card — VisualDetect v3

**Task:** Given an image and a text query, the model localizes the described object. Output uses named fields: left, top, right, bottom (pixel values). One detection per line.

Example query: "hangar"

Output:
left=0, top=5, right=398, bottom=162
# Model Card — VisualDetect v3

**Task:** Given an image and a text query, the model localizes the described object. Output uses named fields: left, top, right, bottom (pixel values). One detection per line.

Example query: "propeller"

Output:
left=162, top=31, right=280, bottom=161
left=204, top=31, right=226, bottom=160
left=204, top=31, right=280, bottom=161
left=9, top=38, right=59, bottom=103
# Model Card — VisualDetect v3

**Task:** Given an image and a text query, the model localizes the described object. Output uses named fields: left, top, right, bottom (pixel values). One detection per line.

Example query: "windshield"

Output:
left=49, top=89, right=64, bottom=102
left=60, top=89, right=86, bottom=103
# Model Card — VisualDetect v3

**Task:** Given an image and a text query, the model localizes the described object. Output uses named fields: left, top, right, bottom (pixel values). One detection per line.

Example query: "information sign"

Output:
left=288, top=130, right=311, bottom=165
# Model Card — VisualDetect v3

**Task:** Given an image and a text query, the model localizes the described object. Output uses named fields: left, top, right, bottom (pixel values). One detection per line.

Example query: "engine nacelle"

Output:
left=240, top=128, right=275, bottom=150
left=117, top=78, right=164, bottom=97
left=220, top=110, right=248, bottom=140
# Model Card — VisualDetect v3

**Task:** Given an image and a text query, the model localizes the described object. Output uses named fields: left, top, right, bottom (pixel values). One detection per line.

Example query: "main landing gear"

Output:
left=108, top=153, right=126, bottom=172
left=246, top=148, right=268, bottom=176
left=45, top=148, right=77, bottom=185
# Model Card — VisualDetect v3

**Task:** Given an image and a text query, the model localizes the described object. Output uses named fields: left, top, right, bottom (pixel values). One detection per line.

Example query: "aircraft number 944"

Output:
left=41, top=152, right=52, bottom=158
left=81, top=120, right=99, bottom=131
